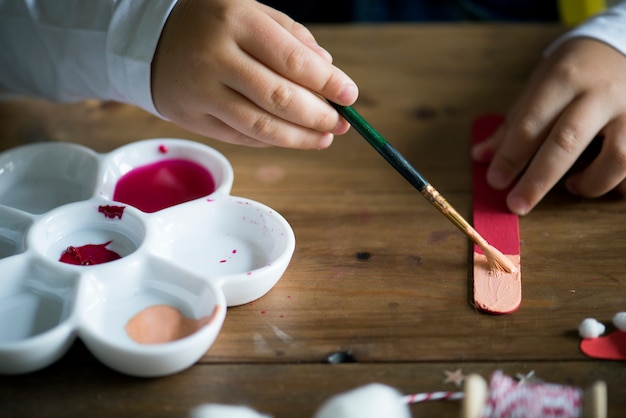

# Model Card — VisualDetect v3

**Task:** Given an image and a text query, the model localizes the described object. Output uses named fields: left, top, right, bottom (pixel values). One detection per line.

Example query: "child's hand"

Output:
left=151, top=0, right=358, bottom=148
left=472, top=38, right=626, bottom=214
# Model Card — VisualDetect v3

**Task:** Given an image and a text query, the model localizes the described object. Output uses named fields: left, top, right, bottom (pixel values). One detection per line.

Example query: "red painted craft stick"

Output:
left=471, top=115, right=522, bottom=314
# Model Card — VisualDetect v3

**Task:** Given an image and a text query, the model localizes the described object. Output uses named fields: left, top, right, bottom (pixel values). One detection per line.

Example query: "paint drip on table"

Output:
left=113, top=159, right=216, bottom=213
left=125, top=304, right=220, bottom=345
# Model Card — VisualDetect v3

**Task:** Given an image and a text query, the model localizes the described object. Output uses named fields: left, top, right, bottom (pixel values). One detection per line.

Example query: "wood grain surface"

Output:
left=1, top=24, right=625, bottom=417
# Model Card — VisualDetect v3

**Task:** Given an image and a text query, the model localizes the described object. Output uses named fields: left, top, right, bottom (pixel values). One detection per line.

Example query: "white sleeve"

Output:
left=545, top=2, right=626, bottom=57
left=0, top=0, right=178, bottom=116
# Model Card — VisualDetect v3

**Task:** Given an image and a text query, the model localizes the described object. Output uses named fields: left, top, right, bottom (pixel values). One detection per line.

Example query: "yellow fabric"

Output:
left=558, top=0, right=607, bottom=26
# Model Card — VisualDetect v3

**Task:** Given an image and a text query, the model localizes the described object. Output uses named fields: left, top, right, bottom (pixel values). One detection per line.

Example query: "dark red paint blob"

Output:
left=158, top=144, right=169, bottom=154
left=113, top=159, right=216, bottom=213
left=59, top=241, right=122, bottom=265
left=98, top=205, right=125, bottom=219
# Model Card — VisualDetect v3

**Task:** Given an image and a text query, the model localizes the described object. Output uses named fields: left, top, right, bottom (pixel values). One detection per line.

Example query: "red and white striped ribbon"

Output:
left=481, top=370, right=583, bottom=418
left=403, top=391, right=464, bottom=404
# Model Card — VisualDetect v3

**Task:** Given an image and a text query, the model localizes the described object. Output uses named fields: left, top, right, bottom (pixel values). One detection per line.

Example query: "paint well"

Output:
left=113, top=159, right=215, bottom=213
left=59, top=241, right=121, bottom=265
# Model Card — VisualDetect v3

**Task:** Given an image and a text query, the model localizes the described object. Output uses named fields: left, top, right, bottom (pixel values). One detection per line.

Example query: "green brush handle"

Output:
left=330, top=102, right=429, bottom=192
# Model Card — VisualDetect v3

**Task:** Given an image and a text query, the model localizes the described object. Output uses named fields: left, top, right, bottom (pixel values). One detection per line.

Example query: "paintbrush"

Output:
left=330, top=102, right=517, bottom=274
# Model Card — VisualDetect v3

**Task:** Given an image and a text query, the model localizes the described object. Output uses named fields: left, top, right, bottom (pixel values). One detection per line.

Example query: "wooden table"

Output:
left=1, top=24, right=625, bottom=417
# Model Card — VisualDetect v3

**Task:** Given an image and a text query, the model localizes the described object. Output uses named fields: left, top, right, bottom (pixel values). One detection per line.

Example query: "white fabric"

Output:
left=4, top=1, right=626, bottom=117
left=0, top=0, right=178, bottom=116
left=578, top=318, right=606, bottom=339
left=545, top=1, right=626, bottom=57
left=613, top=311, right=626, bottom=331
left=313, top=383, right=411, bottom=418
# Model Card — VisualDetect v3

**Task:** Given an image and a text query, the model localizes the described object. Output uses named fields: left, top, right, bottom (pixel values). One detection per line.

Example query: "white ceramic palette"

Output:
left=0, top=139, right=295, bottom=377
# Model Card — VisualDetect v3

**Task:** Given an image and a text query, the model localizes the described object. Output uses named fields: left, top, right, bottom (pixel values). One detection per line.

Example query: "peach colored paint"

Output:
left=473, top=254, right=521, bottom=314
left=126, top=304, right=219, bottom=345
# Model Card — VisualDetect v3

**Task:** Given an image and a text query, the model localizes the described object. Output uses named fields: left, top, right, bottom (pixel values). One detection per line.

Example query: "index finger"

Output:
left=238, top=12, right=358, bottom=106
left=261, top=5, right=334, bottom=63
left=484, top=74, right=572, bottom=191
left=506, top=95, right=607, bottom=214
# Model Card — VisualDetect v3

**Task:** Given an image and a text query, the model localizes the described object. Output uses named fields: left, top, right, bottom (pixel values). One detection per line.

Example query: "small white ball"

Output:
left=613, top=312, right=626, bottom=331
left=190, top=404, right=271, bottom=418
left=313, top=383, right=411, bottom=418
left=578, top=318, right=605, bottom=339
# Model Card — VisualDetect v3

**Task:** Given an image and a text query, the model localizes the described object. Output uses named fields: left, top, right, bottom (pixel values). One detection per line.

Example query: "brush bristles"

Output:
left=419, top=185, right=518, bottom=274
left=480, top=242, right=517, bottom=274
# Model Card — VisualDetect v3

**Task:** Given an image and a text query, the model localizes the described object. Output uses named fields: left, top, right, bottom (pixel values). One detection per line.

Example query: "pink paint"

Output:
left=219, top=249, right=238, bottom=264
left=98, top=205, right=125, bottom=219
left=158, top=144, right=168, bottom=154
left=473, top=253, right=521, bottom=314
left=113, top=159, right=215, bottom=213
left=126, top=304, right=220, bottom=345
left=59, top=241, right=121, bottom=265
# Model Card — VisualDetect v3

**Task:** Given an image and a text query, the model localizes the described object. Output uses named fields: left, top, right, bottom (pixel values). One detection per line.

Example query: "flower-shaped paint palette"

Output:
left=0, top=139, right=295, bottom=377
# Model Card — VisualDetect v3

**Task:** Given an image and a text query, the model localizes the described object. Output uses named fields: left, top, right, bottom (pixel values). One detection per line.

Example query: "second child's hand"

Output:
left=472, top=38, right=626, bottom=215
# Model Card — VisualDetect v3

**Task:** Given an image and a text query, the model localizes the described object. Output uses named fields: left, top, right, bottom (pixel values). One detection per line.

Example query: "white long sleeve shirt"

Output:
left=0, top=0, right=177, bottom=116
left=1, top=0, right=626, bottom=118
left=546, top=1, right=626, bottom=56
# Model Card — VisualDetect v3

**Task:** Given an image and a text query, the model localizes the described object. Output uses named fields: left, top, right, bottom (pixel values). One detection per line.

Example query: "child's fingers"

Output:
left=505, top=95, right=607, bottom=214
left=219, top=46, right=349, bottom=136
left=485, top=110, right=560, bottom=191
left=483, top=64, right=576, bottom=191
left=471, top=121, right=507, bottom=163
left=260, top=5, right=333, bottom=63
left=186, top=85, right=341, bottom=149
left=565, top=116, right=626, bottom=197
left=238, top=11, right=358, bottom=106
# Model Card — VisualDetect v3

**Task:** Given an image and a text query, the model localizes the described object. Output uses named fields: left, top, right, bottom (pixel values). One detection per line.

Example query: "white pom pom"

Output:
left=613, top=312, right=626, bottom=331
left=578, top=318, right=605, bottom=339
left=313, top=383, right=411, bottom=418
left=190, top=404, right=271, bottom=418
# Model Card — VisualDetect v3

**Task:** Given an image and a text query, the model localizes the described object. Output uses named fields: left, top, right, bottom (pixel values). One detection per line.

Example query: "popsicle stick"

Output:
left=471, top=115, right=522, bottom=314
